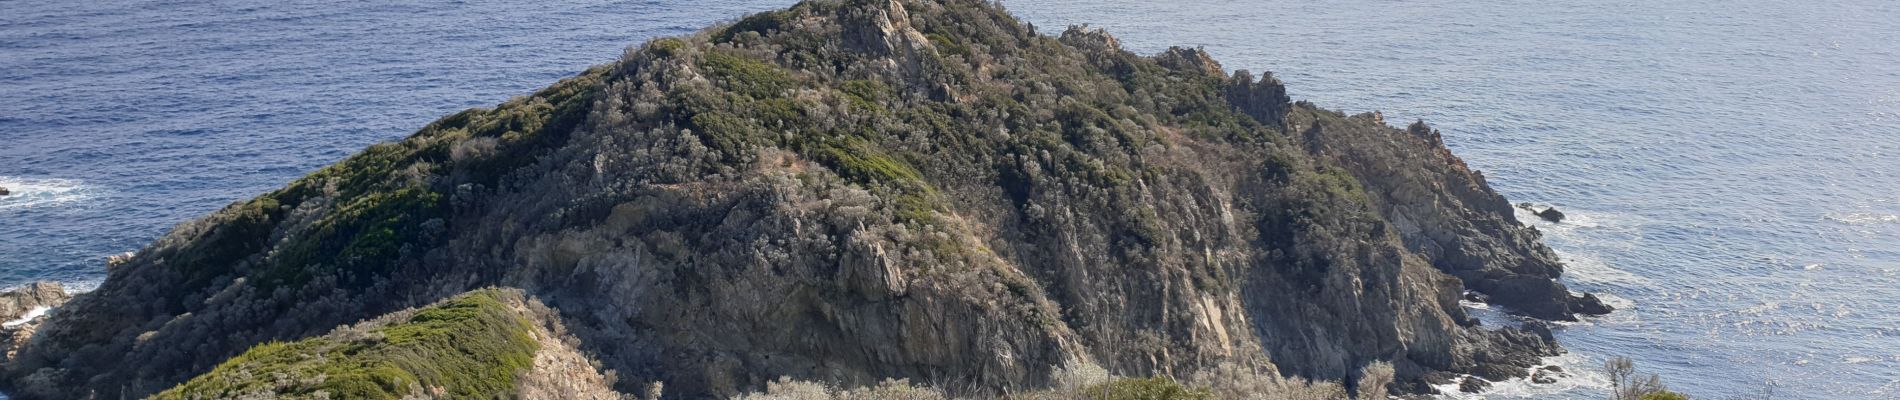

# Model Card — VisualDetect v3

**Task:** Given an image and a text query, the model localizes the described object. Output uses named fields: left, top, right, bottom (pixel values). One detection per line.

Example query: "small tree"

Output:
left=1605, top=356, right=1688, bottom=400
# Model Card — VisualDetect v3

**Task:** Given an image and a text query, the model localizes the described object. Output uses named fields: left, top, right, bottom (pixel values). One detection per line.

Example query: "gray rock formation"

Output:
left=1537, top=207, right=1567, bottom=223
left=1302, top=119, right=1609, bottom=321
left=1459, top=376, right=1492, bottom=393
left=0, top=282, right=70, bottom=365
left=0, top=282, right=66, bottom=322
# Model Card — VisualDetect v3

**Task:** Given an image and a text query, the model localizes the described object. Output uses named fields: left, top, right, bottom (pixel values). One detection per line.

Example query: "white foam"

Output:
left=2, top=306, right=50, bottom=329
left=1461, top=299, right=1526, bottom=330
left=0, top=176, right=95, bottom=211
left=1557, top=251, right=1653, bottom=287
left=1432, top=352, right=1612, bottom=399
left=1515, top=205, right=1607, bottom=229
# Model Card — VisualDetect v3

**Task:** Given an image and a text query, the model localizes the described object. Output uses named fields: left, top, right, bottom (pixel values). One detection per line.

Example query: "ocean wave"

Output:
left=1826, top=212, right=1900, bottom=225
left=0, top=176, right=96, bottom=212
left=1558, top=251, right=1654, bottom=287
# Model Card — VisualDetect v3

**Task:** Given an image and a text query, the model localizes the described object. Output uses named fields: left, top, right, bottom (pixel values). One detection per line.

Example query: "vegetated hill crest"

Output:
left=1, top=0, right=1607, bottom=398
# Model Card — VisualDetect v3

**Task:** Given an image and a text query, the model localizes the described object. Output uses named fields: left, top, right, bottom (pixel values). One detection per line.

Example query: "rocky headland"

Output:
left=0, top=1, right=1607, bottom=398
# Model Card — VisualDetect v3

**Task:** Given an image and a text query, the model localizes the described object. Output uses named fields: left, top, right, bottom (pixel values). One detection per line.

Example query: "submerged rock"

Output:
left=1531, top=366, right=1565, bottom=384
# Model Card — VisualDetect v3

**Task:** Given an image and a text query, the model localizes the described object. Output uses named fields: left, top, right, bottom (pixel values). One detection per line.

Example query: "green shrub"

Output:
left=650, top=38, right=688, bottom=58
left=1640, top=392, right=1690, bottom=400
left=702, top=51, right=798, bottom=99
left=1078, top=377, right=1211, bottom=400
left=717, top=10, right=795, bottom=43
left=926, top=33, right=972, bottom=57
left=153, top=289, right=539, bottom=399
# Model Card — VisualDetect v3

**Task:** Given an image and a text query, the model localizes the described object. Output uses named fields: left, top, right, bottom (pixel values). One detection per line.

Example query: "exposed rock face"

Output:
left=0, top=282, right=70, bottom=365
left=1459, top=376, right=1492, bottom=393
left=1, top=1, right=1603, bottom=398
left=1300, top=118, right=1610, bottom=321
left=0, top=282, right=66, bottom=322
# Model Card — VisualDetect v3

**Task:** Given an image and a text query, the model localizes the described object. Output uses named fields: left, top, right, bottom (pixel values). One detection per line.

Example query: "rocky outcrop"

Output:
left=1538, top=208, right=1566, bottom=223
left=1, top=1, right=1604, bottom=398
left=1295, top=117, right=1610, bottom=321
left=1517, top=203, right=1567, bottom=223
left=0, top=282, right=70, bottom=365
left=1532, top=365, right=1565, bottom=384
left=0, top=282, right=66, bottom=322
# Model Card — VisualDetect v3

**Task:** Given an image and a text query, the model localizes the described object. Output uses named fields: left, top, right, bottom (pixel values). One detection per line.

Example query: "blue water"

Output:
left=3, top=1, right=1896, bottom=398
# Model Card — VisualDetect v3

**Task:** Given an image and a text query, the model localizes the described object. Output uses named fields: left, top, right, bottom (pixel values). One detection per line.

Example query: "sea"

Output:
left=2, top=1, right=1896, bottom=398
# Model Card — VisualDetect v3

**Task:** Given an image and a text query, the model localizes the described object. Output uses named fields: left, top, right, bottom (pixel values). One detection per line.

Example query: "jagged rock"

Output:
left=0, top=282, right=70, bottom=364
left=1522, top=319, right=1556, bottom=342
left=1307, top=120, right=1609, bottom=320
left=0, top=282, right=68, bottom=323
left=1227, top=70, right=1292, bottom=129
left=1155, top=47, right=1225, bottom=77
left=1459, top=376, right=1492, bottom=393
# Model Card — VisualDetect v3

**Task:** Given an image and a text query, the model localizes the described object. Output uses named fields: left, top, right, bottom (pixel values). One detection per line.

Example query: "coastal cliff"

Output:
left=0, top=0, right=1605, bottom=398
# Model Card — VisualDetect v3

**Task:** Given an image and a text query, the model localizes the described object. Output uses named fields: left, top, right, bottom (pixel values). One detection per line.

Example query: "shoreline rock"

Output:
left=1516, top=202, right=1566, bottom=223
left=0, top=282, right=70, bottom=364
left=0, top=282, right=68, bottom=323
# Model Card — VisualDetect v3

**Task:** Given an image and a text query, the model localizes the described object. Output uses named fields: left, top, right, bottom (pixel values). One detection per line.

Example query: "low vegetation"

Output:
left=151, top=289, right=539, bottom=399
left=737, top=360, right=1392, bottom=400
left=1605, top=356, right=1692, bottom=400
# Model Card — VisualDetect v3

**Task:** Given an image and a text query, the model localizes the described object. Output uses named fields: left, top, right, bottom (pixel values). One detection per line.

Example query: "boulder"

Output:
left=1536, top=207, right=1566, bottom=223
left=1531, top=367, right=1564, bottom=384
left=1459, top=376, right=1492, bottom=393
left=0, top=186, right=9, bottom=196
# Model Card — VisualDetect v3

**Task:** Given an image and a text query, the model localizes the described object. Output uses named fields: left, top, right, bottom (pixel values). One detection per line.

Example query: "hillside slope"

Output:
left=2, top=0, right=1605, bottom=398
